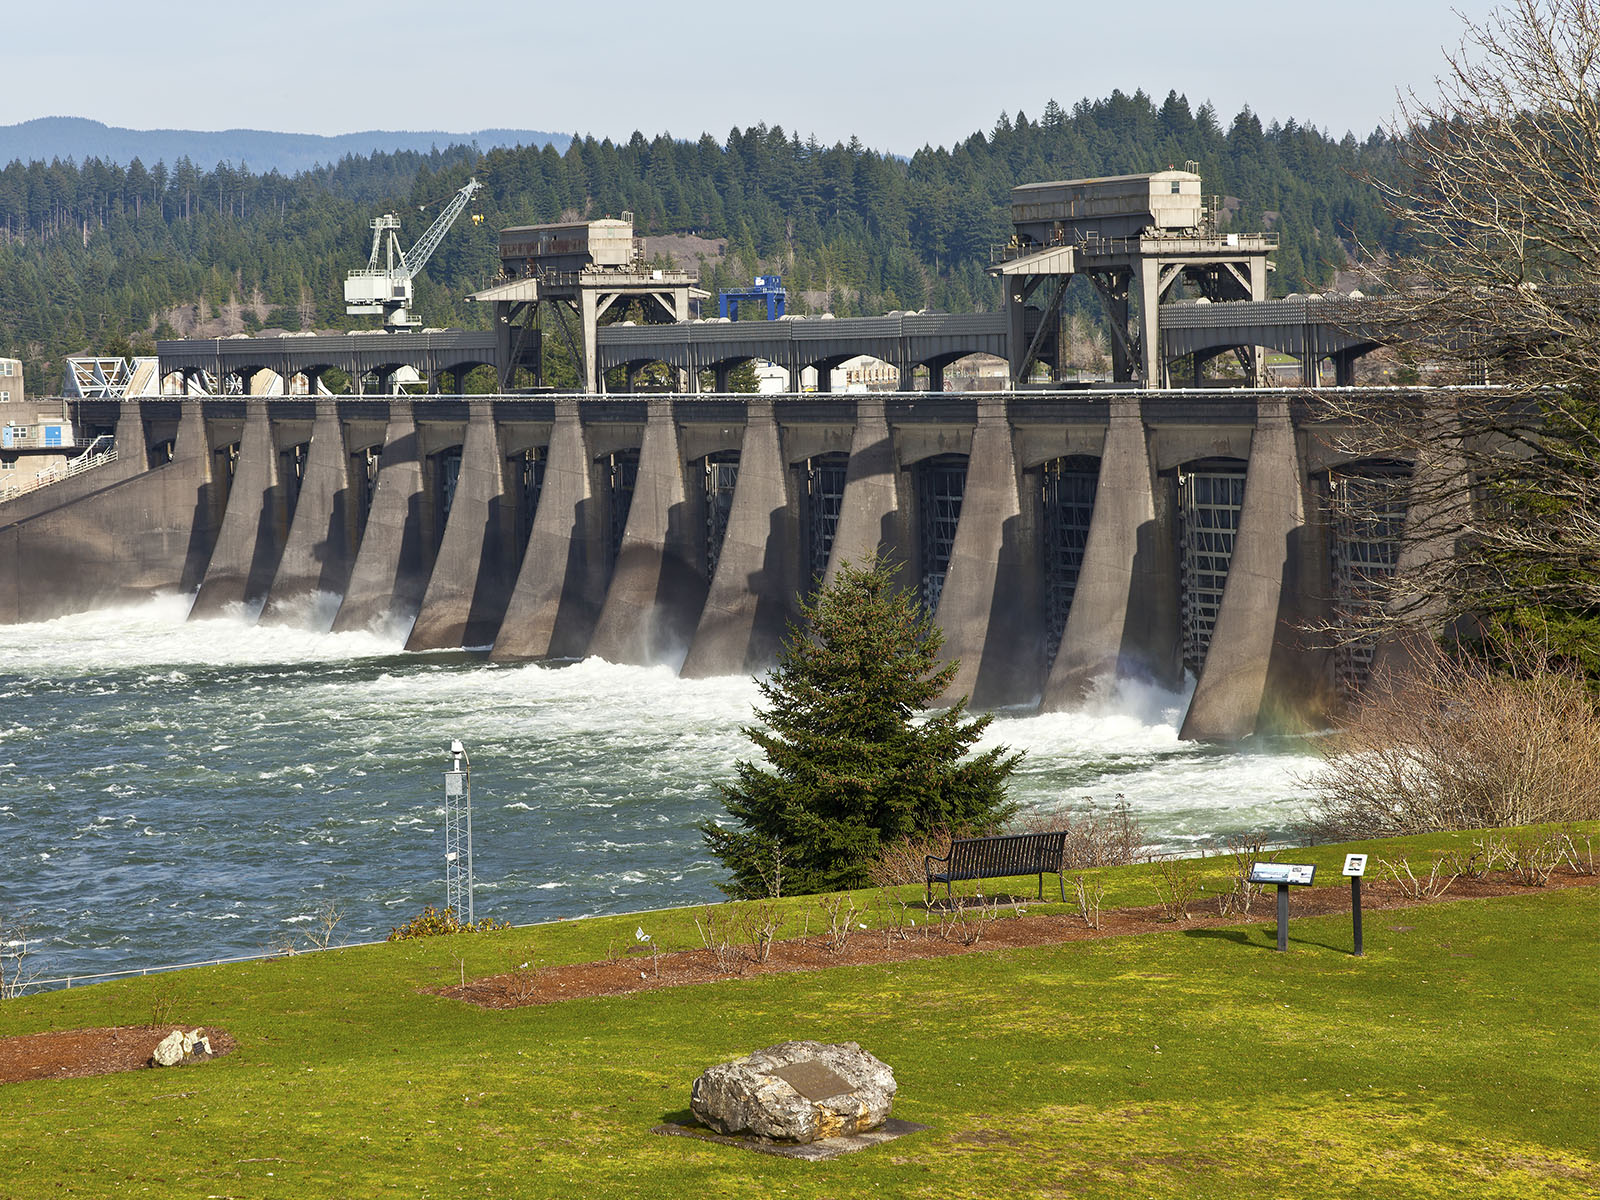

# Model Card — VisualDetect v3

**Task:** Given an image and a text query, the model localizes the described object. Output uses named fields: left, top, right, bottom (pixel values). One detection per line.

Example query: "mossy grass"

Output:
left=3, top=826, right=1596, bottom=1198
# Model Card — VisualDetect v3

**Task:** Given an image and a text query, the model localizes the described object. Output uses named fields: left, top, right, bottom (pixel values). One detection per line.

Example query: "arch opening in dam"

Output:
left=915, top=452, right=968, bottom=615
left=510, top=444, right=548, bottom=547
left=1177, top=459, right=1248, bottom=678
left=1038, top=454, right=1100, bottom=669
left=352, top=445, right=380, bottom=539
left=278, top=439, right=308, bottom=524
left=801, top=451, right=849, bottom=588
left=601, top=448, right=640, bottom=568
left=1323, top=459, right=1410, bottom=696
left=699, top=450, right=740, bottom=582
left=431, top=444, right=464, bottom=551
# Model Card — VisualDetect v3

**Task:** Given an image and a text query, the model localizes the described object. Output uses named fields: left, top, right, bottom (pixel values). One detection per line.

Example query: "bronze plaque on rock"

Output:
left=769, top=1061, right=852, bottom=1102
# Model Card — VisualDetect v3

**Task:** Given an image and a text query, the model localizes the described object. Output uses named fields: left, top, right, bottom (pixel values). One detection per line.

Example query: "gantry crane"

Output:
left=344, top=177, right=483, bottom=330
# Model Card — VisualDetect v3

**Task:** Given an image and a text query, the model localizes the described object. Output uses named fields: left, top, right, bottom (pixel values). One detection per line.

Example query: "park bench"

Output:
left=924, top=831, right=1068, bottom=905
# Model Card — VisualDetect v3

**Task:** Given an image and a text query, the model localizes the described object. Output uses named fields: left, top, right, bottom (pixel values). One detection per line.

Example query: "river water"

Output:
left=0, top=595, right=1319, bottom=981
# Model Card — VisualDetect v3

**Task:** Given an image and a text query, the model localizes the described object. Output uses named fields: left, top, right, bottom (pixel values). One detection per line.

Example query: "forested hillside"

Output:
left=0, top=90, right=1402, bottom=390
left=0, top=118, right=570, bottom=181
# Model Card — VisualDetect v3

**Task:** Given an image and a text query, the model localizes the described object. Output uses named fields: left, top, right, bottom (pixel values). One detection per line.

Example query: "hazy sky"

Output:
left=5, top=0, right=1500, bottom=152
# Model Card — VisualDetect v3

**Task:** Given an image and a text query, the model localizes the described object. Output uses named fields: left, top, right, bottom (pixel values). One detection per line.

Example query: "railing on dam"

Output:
left=0, top=443, right=118, bottom=505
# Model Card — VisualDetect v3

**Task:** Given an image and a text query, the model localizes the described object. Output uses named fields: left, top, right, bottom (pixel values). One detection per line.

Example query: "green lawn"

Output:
left=3, top=830, right=1597, bottom=1199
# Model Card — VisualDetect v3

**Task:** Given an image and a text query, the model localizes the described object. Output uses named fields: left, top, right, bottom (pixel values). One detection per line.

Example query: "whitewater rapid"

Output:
left=0, top=596, right=1318, bottom=979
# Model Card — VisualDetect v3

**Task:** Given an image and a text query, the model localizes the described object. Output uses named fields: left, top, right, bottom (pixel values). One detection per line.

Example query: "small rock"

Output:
left=690, top=1040, right=896, bottom=1143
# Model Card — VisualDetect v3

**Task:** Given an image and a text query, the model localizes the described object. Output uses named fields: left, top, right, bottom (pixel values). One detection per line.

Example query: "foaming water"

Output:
left=0, top=600, right=1316, bottom=978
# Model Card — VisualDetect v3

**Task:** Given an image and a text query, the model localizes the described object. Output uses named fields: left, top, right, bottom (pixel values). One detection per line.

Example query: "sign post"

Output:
left=1342, top=854, right=1368, bottom=956
left=1246, top=862, right=1317, bottom=951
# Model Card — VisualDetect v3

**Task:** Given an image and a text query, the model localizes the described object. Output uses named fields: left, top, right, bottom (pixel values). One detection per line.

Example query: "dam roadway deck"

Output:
left=0, top=387, right=1458, bottom=740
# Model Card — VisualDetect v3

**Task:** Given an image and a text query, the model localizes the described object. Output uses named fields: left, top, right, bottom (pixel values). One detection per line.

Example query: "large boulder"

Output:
left=151, top=1031, right=186, bottom=1067
left=690, top=1041, right=896, bottom=1144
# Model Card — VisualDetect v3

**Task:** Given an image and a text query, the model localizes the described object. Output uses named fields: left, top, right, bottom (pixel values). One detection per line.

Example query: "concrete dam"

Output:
left=0, top=386, right=1435, bottom=741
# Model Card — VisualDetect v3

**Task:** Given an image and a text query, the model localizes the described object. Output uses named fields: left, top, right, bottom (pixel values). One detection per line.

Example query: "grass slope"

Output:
left=2, top=832, right=1597, bottom=1199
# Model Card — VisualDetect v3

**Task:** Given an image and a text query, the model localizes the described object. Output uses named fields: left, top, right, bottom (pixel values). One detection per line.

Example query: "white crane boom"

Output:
left=345, top=177, right=483, bottom=330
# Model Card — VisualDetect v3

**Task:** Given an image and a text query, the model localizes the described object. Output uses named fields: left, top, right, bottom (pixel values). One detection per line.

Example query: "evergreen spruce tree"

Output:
left=701, top=556, right=1020, bottom=898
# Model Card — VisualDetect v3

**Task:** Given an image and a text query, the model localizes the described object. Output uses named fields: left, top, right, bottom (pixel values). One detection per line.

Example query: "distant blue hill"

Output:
left=0, top=117, right=571, bottom=175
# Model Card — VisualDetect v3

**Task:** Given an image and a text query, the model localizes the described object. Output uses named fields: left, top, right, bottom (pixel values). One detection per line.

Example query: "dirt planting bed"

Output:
left=440, top=872, right=1599, bottom=1009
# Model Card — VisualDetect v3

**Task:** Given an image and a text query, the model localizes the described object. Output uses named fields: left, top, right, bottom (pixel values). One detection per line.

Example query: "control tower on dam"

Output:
left=0, top=387, right=1456, bottom=740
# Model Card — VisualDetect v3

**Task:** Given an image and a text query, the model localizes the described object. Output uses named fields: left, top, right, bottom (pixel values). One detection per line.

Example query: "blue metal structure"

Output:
left=718, top=275, right=787, bottom=321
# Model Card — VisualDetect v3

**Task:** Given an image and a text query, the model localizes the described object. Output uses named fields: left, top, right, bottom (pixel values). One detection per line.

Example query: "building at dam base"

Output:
left=0, top=389, right=1441, bottom=740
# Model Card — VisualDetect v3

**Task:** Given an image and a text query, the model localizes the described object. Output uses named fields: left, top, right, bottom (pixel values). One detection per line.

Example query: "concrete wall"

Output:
left=406, top=400, right=519, bottom=650
left=0, top=401, right=218, bottom=623
left=262, top=399, right=357, bottom=625
left=680, top=399, right=792, bottom=677
left=1042, top=395, right=1170, bottom=706
left=1179, top=397, right=1305, bottom=741
left=823, top=396, right=904, bottom=584
left=587, top=398, right=707, bottom=666
left=333, top=401, right=431, bottom=634
left=191, top=402, right=282, bottom=619
left=934, top=397, right=1044, bottom=707
left=491, top=400, right=609, bottom=660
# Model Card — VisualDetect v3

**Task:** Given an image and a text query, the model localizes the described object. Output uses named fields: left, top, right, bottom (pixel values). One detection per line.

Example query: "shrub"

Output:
left=386, top=906, right=509, bottom=941
left=1152, top=856, right=1202, bottom=921
left=1017, top=796, right=1152, bottom=867
left=1378, top=856, right=1459, bottom=900
left=1305, top=643, right=1600, bottom=839
left=868, top=826, right=962, bottom=888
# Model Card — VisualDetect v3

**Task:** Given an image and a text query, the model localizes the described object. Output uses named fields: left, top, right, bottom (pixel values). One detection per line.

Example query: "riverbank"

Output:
left=3, top=826, right=1595, bottom=1199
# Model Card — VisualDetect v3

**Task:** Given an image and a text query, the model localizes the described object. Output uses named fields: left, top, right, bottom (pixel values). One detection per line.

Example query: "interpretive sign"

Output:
left=1247, top=862, right=1316, bottom=951
left=1248, top=862, right=1316, bottom=886
left=1343, top=855, right=1369, bottom=956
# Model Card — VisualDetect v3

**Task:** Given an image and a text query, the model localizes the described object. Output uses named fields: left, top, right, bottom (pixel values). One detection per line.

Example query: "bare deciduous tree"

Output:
left=1, top=914, right=36, bottom=999
left=1328, top=0, right=1600, bottom=650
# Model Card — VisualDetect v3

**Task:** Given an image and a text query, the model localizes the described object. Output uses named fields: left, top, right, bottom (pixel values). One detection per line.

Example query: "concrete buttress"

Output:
left=1180, top=397, right=1305, bottom=740
left=824, top=397, right=902, bottom=584
left=191, top=401, right=281, bottom=620
left=405, top=400, right=518, bottom=650
left=934, top=397, right=1043, bottom=707
left=333, top=401, right=430, bottom=634
left=261, top=400, right=356, bottom=626
left=490, top=400, right=607, bottom=660
left=681, top=399, right=791, bottom=677
left=1042, top=395, right=1161, bottom=707
left=588, top=398, right=707, bottom=666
